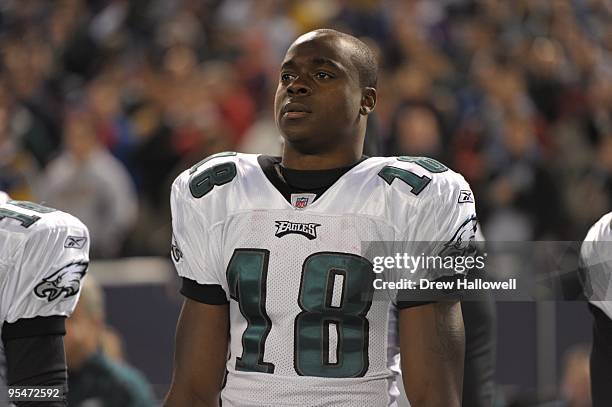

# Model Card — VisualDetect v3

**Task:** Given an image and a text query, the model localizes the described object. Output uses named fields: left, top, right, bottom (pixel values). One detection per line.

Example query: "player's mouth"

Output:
left=281, top=102, right=311, bottom=119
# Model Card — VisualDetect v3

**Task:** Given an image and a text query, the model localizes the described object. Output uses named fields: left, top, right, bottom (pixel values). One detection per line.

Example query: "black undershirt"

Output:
left=2, top=316, right=68, bottom=406
left=589, top=303, right=612, bottom=406
left=257, top=155, right=368, bottom=202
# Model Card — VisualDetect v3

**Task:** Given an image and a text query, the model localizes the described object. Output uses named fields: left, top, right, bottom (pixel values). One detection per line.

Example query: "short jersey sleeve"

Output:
left=402, top=170, right=478, bottom=280
left=170, top=170, right=228, bottom=297
left=581, top=212, right=612, bottom=319
left=2, top=213, right=90, bottom=324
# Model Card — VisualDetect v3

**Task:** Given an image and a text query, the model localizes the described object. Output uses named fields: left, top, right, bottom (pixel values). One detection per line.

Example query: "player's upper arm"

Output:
left=399, top=301, right=465, bottom=407
left=408, top=168, right=477, bottom=252
left=388, top=159, right=478, bottom=306
left=170, top=171, right=228, bottom=296
left=164, top=299, right=229, bottom=407
left=3, top=212, right=90, bottom=324
left=387, top=158, right=478, bottom=261
left=0, top=205, right=89, bottom=405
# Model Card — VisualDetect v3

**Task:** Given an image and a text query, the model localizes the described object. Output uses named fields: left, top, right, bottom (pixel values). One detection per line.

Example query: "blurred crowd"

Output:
left=0, top=0, right=611, bottom=258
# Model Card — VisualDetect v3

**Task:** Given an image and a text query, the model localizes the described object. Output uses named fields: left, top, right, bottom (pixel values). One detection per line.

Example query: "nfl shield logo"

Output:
left=295, top=197, right=308, bottom=209
left=291, top=193, right=316, bottom=209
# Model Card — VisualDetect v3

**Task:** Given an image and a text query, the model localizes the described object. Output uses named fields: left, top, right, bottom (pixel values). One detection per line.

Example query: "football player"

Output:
left=0, top=194, right=90, bottom=406
left=581, top=211, right=612, bottom=407
left=165, top=29, right=475, bottom=407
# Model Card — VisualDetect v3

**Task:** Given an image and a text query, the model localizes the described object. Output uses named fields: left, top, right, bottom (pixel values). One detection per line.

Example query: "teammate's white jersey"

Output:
left=581, top=211, right=612, bottom=319
left=171, top=153, right=477, bottom=407
left=0, top=200, right=90, bottom=401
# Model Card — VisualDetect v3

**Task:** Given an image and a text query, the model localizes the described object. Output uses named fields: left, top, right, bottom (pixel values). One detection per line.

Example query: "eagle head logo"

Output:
left=34, top=261, right=88, bottom=301
left=439, top=216, right=478, bottom=258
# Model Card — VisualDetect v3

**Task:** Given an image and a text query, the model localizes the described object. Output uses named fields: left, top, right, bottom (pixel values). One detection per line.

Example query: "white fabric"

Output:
left=0, top=200, right=90, bottom=394
left=581, top=211, right=612, bottom=319
left=171, top=153, right=477, bottom=406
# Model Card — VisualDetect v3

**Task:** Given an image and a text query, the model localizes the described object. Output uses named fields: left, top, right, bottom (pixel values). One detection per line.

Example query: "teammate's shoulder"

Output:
left=0, top=200, right=89, bottom=234
left=172, top=151, right=259, bottom=198
left=0, top=201, right=90, bottom=258
left=584, top=211, right=612, bottom=242
left=363, top=155, right=471, bottom=196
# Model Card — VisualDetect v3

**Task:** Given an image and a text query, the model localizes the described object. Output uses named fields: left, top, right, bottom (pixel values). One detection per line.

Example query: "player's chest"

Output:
left=220, top=211, right=393, bottom=322
left=221, top=211, right=393, bottom=255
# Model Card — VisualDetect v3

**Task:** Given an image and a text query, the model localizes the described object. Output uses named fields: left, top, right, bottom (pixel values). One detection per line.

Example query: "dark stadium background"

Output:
left=1, top=0, right=610, bottom=405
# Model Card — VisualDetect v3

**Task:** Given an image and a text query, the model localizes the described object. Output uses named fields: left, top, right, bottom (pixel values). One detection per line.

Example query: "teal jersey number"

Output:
left=226, top=250, right=375, bottom=378
left=227, top=249, right=275, bottom=374
left=189, top=162, right=237, bottom=198
left=378, top=166, right=432, bottom=195
left=295, top=252, right=374, bottom=377
left=189, top=151, right=237, bottom=175
left=397, top=156, right=448, bottom=173
left=0, top=201, right=56, bottom=228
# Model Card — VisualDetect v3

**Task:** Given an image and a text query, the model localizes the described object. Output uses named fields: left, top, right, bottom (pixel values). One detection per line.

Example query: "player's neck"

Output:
left=281, top=145, right=363, bottom=170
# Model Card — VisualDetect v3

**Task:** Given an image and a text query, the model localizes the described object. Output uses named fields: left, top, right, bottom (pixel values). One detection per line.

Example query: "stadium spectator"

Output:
left=560, top=345, right=592, bottom=407
left=38, top=110, right=137, bottom=258
left=2, top=0, right=608, bottom=249
left=65, top=276, right=156, bottom=407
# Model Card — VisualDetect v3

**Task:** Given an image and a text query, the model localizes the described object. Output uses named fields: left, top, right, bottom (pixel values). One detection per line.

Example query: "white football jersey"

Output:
left=0, top=200, right=90, bottom=402
left=171, top=153, right=477, bottom=407
left=581, top=211, right=612, bottom=319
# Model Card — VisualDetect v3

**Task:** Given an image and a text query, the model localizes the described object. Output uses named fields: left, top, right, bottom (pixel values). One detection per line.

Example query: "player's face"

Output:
left=274, top=33, right=363, bottom=152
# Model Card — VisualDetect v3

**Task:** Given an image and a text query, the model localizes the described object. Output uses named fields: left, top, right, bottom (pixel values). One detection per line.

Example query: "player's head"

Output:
left=274, top=29, right=377, bottom=154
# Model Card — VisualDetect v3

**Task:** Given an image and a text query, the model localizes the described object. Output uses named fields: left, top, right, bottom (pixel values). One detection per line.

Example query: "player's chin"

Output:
left=280, top=129, right=326, bottom=153
left=279, top=117, right=316, bottom=139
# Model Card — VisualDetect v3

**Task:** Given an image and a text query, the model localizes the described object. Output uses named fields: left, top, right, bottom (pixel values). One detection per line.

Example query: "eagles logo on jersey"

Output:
left=439, top=216, right=479, bottom=258
left=274, top=221, right=320, bottom=240
left=34, top=261, right=88, bottom=301
left=171, top=153, right=478, bottom=407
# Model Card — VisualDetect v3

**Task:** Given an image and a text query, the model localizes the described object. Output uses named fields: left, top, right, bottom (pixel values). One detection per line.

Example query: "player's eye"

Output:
left=314, top=71, right=333, bottom=80
left=281, top=73, right=296, bottom=82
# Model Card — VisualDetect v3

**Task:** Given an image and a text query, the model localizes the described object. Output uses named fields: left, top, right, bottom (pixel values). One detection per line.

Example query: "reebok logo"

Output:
left=64, top=236, right=87, bottom=249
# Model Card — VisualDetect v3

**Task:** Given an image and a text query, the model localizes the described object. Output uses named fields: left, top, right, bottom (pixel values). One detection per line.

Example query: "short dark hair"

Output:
left=313, top=29, right=378, bottom=88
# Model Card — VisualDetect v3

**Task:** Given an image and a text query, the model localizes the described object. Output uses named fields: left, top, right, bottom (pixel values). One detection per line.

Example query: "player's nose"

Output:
left=287, top=80, right=311, bottom=96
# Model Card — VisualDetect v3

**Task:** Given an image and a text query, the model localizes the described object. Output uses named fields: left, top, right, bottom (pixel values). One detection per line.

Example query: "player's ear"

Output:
left=360, top=87, right=377, bottom=116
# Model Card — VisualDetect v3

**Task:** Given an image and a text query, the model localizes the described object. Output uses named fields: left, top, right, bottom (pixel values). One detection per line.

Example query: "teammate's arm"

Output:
left=399, top=301, right=465, bottom=407
left=164, top=299, right=229, bottom=407
left=3, top=317, right=68, bottom=407
left=589, top=304, right=612, bottom=406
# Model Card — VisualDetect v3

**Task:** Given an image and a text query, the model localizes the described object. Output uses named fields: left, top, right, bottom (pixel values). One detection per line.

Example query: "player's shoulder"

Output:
left=172, top=151, right=259, bottom=200
left=1, top=201, right=89, bottom=276
left=1, top=200, right=89, bottom=238
left=360, top=155, right=472, bottom=199
left=581, top=211, right=612, bottom=265
left=584, top=211, right=612, bottom=242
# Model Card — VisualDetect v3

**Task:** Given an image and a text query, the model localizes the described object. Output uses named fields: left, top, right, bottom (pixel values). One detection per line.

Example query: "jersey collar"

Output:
left=256, top=155, right=369, bottom=205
